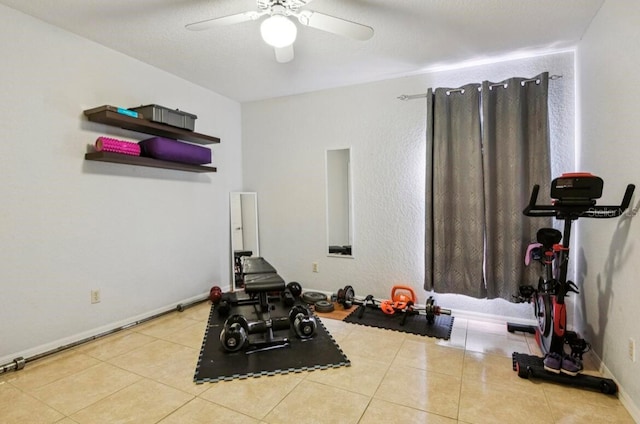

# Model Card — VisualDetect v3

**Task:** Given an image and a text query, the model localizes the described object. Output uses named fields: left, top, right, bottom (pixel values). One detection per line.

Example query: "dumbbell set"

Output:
left=331, top=284, right=452, bottom=325
left=219, top=305, right=317, bottom=352
left=211, top=279, right=317, bottom=353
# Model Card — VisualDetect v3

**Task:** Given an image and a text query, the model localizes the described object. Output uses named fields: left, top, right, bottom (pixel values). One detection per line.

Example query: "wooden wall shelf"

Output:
left=83, top=105, right=220, bottom=173
left=84, top=108, right=220, bottom=145
left=85, top=151, right=217, bottom=173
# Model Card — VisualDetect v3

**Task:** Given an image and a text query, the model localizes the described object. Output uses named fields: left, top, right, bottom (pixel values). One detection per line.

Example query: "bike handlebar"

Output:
left=523, top=184, right=635, bottom=219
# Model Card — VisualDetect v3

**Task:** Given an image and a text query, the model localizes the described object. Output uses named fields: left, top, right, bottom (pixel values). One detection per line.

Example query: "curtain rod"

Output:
left=397, top=74, right=563, bottom=100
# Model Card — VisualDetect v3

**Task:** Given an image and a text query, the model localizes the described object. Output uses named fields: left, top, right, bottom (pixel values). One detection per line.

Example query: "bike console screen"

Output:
left=551, top=173, right=603, bottom=202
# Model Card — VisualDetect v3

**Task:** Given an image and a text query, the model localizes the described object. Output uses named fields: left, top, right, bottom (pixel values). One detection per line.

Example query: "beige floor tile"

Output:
left=304, top=353, right=389, bottom=396
left=70, top=379, right=192, bottom=424
left=199, top=373, right=303, bottom=419
left=108, top=339, right=191, bottom=376
left=393, top=338, right=465, bottom=377
left=76, top=330, right=156, bottom=361
left=132, top=312, right=201, bottom=339
left=158, top=397, right=259, bottom=424
left=465, top=330, right=530, bottom=357
left=359, top=398, right=457, bottom=424
left=337, top=325, right=405, bottom=363
left=462, top=350, right=543, bottom=393
left=8, top=351, right=101, bottom=391
left=542, top=379, right=625, bottom=409
left=161, top=320, right=208, bottom=350
left=263, top=380, right=370, bottom=424
left=525, top=333, right=544, bottom=356
left=318, top=317, right=354, bottom=343
left=30, top=362, right=141, bottom=415
left=436, top=321, right=468, bottom=350
left=0, top=384, right=64, bottom=424
left=108, top=339, right=204, bottom=395
left=458, top=379, right=553, bottom=424
left=467, top=319, right=525, bottom=339
left=177, top=301, right=213, bottom=322
left=2, top=310, right=637, bottom=424
left=579, top=350, right=603, bottom=373
left=374, top=364, right=461, bottom=419
left=466, top=320, right=503, bottom=334
left=548, top=397, right=636, bottom=423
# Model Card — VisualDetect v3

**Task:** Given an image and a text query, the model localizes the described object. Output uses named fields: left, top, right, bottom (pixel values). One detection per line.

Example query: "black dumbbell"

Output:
left=282, top=288, right=295, bottom=307
left=216, top=292, right=233, bottom=317
left=288, top=305, right=317, bottom=339
left=219, top=315, right=249, bottom=352
left=246, top=316, right=291, bottom=333
left=286, top=282, right=302, bottom=298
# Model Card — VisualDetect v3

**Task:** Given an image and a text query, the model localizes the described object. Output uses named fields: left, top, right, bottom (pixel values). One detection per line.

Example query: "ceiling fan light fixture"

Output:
left=260, top=14, right=297, bottom=48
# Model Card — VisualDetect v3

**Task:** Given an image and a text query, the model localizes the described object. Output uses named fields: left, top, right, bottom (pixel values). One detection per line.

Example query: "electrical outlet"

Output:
left=91, top=289, right=101, bottom=304
left=629, top=338, right=636, bottom=362
left=312, top=262, right=319, bottom=273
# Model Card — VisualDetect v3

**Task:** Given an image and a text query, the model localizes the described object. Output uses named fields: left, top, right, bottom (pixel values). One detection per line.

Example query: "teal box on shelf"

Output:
left=130, top=104, right=197, bottom=131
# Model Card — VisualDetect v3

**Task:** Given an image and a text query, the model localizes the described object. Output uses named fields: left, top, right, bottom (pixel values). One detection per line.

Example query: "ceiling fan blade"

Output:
left=185, top=11, right=264, bottom=31
left=289, top=0, right=315, bottom=10
left=274, top=45, right=295, bottom=63
left=295, top=10, right=373, bottom=41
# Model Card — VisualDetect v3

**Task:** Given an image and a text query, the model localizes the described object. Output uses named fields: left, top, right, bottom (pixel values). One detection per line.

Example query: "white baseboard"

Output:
left=306, top=288, right=537, bottom=327
left=451, top=309, right=537, bottom=327
left=593, top=353, right=640, bottom=423
left=0, top=290, right=216, bottom=367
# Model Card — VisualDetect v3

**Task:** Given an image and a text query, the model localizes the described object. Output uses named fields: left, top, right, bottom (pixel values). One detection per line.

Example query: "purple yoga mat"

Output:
left=138, top=137, right=211, bottom=164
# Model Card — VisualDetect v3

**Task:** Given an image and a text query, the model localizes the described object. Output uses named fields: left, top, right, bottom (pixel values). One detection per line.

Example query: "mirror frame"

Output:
left=325, top=147, right=354, bottom=258
left=230, top=192, right=260, bottom=289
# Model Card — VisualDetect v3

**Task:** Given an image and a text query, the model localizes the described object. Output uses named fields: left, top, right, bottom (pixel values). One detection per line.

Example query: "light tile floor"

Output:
left=0, top=302, right=635, bottom=423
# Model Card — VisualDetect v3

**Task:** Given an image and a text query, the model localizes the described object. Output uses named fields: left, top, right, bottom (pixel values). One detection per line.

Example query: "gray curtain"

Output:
left=425, top=73, right=552, bottom=300
left=425, top=83, right=485, bottom=298
left=482, top=72, right=552, bottom=299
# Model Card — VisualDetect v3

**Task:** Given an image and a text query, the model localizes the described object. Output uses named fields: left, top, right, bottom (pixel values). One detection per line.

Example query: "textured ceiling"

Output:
left=0, top=0, right=603, bottom=102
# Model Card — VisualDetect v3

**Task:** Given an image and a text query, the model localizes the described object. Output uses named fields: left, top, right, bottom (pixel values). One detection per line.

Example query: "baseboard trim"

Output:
left=594, top=353, right=640, bottom=422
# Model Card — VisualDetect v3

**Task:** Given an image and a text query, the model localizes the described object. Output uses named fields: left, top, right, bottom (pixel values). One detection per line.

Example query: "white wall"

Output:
left=242, top=51, right=575, bottom=320
left=577, top=0, right=640, bottom=416
left=0, top=5, right=242, bottom=362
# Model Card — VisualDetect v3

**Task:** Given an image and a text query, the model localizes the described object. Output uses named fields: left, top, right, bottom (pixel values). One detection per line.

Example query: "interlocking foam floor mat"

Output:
left=194, top=301, right=350, bottom=384
left=343, top=305, right=454, bottom=339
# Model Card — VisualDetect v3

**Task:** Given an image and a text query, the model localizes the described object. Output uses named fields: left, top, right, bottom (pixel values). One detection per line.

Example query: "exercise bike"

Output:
left=508, top=173, right=634, bottom=394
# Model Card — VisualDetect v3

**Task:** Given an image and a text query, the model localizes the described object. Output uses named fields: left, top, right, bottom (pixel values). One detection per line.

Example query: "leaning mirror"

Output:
left=230, top=192, right=259, bottom=289
left=326, top=148, right=353, bottom=257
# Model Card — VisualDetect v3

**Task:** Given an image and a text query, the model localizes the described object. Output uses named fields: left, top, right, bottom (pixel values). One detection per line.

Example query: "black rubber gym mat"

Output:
left=343, top=305, right=454, bottom=340
left=194, top=301, right=350, bottom=384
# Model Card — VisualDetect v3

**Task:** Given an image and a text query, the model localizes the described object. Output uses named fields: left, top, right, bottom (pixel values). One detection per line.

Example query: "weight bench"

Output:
left=240, top=257, right=290, bottom=352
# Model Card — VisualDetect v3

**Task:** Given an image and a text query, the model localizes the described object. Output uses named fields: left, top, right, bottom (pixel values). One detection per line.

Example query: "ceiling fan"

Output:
left=185, top=0, right=374, bottom=63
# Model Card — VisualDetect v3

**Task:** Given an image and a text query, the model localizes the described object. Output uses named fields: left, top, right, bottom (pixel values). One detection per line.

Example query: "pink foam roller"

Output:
left=95, top=136, right=141, bottom=156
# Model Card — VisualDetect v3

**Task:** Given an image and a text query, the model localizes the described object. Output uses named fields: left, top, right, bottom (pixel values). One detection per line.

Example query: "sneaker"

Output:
left=560, top=355, right=583, bottom=376
left=543, top=352, right=562, bottom=374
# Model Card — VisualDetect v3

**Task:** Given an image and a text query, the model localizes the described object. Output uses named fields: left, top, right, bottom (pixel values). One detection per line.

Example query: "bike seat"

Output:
left=536, top=228, right=562, bottom=249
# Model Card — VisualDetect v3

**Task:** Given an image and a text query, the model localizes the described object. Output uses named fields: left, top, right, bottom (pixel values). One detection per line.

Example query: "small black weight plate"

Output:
left=302, top=291, right=328, bottom=304
left=314, top=300, right=335, bottom=313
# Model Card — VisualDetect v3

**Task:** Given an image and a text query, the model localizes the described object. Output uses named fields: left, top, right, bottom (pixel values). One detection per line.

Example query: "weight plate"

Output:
left=302, top=291, right=328, bottom=304
left=344, top=285, right=355, bottom=302
left=314, top=300, right=335, bottom=313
